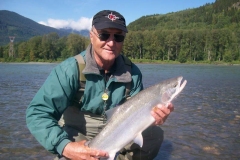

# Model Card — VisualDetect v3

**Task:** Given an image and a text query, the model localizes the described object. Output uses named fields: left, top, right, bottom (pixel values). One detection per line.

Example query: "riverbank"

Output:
left=1, top=64, right=240, bottom=159
left=130, top=58, right=240, bottom=65
left=1, top=58, right=240, bottom=65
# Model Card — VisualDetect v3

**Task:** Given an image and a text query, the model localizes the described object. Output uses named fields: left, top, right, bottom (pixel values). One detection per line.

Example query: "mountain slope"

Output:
left=0, top=10, right=70, bottom=46
left=128, top=0, right=240, bottom=31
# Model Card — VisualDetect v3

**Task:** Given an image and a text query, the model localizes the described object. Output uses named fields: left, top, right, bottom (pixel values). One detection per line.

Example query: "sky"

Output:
left=1, top=0, right=216, bottom=31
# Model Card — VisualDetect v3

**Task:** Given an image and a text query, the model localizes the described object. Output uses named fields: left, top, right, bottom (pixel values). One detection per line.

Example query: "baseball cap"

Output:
left=92, top=10, right=128, bottom=33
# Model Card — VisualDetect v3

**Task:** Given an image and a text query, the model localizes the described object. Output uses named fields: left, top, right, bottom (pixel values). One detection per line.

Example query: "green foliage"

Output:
left=123, top=0, right=240, bottom=64
left=223, top=49, right=233, bottom=62
left=1, top=0, right=240, bottom=64
left=0, top=46, right=4, bottom=58
left=123, top=28, right=240, bottom=63
left=128, top=0, right=240, bottom=31
left=0, top=32, right=89, bottom=62
left=0, top=10, right=71, bottom=46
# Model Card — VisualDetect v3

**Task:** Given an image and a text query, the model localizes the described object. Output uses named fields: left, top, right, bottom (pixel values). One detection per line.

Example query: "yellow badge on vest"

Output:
left=102, top=92, right=109, bottom=101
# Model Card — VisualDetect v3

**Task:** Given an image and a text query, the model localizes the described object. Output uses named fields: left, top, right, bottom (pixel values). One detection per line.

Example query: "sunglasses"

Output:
left=92, top=31, right=125, bottom=42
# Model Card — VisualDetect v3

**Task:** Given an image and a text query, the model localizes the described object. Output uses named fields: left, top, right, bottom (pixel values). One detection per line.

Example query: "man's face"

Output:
left=90, top=27, right=125, bottom=65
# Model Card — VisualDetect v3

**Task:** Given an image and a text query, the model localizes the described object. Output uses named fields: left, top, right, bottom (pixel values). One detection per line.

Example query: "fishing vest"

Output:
left=73, top=54, right=132, bottom=105
left=58, top=54, right=132, bottom=128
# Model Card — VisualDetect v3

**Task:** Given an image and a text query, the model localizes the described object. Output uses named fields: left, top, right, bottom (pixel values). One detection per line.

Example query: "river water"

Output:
left=0, top=63, right=239, bottom=160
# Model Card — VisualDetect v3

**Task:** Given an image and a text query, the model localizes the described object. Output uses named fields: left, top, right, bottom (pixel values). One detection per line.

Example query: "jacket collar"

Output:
left=82, top=44, right=131, bottom=83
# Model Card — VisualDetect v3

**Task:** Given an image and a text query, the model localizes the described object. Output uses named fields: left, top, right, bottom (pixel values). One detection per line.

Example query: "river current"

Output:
left=0, top=63, right=239, bottom=160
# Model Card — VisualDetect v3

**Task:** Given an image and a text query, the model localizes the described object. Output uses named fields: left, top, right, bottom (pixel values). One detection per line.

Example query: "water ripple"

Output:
left=1, top=63, right=240, bottom=159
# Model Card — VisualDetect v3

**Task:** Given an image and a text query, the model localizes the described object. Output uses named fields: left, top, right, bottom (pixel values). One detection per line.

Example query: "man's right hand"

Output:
left=62, top=140, right=109, bottom=160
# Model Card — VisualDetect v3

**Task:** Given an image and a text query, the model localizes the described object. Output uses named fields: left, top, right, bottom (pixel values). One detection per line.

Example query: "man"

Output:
left=26, top=10, right=174, bottom=160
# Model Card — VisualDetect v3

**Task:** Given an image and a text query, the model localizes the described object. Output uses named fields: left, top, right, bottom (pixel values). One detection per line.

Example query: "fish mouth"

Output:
left=161, top=76, right=187, bottom=105
left=178, top=76, right=187, bottom=93
left=168, top=76, right=187, bottom=102
left=173, top=76, right=187, bottom=100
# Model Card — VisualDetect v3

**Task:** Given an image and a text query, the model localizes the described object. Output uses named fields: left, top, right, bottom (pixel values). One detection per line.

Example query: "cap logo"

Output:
left=107, top=12, right=119, bottom=21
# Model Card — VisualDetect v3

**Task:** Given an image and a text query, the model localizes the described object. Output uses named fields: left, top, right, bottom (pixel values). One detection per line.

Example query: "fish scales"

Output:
left=88, top=76, right=187, bottom=160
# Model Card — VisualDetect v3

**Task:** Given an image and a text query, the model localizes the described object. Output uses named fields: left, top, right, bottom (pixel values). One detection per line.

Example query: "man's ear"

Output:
left=90, top=31, right=93, bottom=44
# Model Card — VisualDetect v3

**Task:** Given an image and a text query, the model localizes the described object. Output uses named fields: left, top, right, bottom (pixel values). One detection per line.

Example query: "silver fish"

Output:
left=89, top=76, right=187, bottom=160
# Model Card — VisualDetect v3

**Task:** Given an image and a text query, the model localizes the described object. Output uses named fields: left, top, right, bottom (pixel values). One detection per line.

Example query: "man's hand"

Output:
left=151, top=103, right=174, bottom=126
left=62, top=140, right=108, bottom=160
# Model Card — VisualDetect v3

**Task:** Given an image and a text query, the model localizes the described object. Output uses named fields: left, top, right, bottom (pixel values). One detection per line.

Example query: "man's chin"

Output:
left=104, top=54, right=117, bottom=60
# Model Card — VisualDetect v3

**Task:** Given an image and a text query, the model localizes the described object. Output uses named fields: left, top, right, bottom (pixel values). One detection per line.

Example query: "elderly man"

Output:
left=26, top=10, right=173, bottom=160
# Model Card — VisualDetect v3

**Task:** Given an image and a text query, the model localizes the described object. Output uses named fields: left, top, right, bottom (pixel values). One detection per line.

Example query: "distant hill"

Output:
left=59, top=28, right=89, bottom=37
left=128, top=0, right=240, bottom=31
left=0, top=10, right=88, bottom=46
left=1, top=0, right=240, bottom=46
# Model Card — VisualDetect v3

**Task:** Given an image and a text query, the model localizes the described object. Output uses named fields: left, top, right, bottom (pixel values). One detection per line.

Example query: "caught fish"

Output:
left=88, top=76, right=187, bottom=160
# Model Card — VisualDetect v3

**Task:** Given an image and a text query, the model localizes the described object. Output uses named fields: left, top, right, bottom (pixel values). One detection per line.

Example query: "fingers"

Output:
left=62, top=140, right=108, bottom=160
left=88, top=147, right=109, bottom=158
left=151, top=103, right=174, bottom=125
left=80, top=140, right=108, bottom=158
left=151, top=110, right=164, bottom=125
left=167, top=103, right=174, bottom=112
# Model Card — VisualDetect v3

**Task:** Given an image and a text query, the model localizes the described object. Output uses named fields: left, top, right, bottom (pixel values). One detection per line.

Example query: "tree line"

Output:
left=1, top=0, right=240, bottom=63
left=122, top=28, right=240, bottom=63
left=128, top=0, right=240, bottom=31
left=0, top=28, right=239, bottom=63
left=0, top=33, right=90, bottom=62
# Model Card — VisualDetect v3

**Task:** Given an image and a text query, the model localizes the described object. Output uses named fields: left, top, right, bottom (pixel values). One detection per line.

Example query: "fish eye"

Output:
left=173, top=83, right=177, bottom=87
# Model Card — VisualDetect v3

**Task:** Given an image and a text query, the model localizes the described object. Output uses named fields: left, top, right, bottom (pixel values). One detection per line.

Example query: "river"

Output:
left=0, top=63, right=239, bottom=160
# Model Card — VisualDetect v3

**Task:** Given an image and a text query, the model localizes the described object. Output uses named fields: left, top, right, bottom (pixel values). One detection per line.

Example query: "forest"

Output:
left=0, top=33, right=89, bottom=62
left=0, top=0, right=240, bottom=63
left=122, top=28, right=240, bottom=63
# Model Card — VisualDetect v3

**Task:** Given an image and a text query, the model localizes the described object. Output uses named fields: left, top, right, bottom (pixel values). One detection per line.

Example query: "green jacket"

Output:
left=26, top=45, right=143, bottom=155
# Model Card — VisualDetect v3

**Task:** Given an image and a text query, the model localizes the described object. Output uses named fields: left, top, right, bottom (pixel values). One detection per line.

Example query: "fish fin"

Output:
left=105, top=106, right=120, bottom=121
left=99, top=152, right=116, bottom=160
left=133, top=132, right=143, bottom=147
left=109, top=153, right=116, bottom=160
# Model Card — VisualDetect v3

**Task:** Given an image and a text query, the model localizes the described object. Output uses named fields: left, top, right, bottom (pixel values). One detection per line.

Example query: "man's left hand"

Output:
left=151, top=103, right=174, bottom=126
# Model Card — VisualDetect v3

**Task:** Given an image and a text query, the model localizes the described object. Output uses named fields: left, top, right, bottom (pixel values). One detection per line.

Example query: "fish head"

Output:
left=159, top=76, right=187, bottom=105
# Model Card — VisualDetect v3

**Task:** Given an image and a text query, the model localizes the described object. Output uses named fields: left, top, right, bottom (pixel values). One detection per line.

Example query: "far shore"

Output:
left=1, top=59, right=240, bottom=66
left=0, top=61, right=58, bottom=64
left=0, top=62, right=239, bottom=66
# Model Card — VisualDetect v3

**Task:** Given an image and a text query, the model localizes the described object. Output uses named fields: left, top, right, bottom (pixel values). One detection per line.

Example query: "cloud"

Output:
left=39, top=17, right=92, bottom=31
